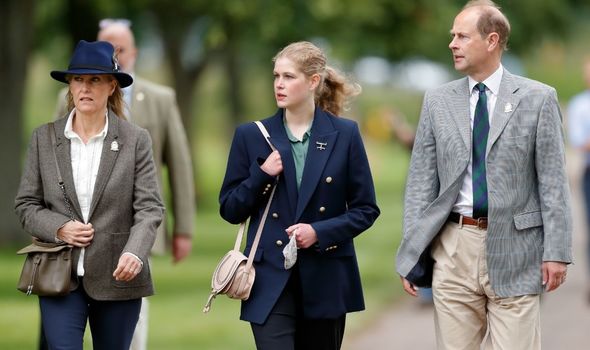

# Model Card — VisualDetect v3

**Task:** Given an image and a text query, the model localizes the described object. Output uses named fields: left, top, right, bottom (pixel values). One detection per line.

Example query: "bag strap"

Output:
left=254, top=121, right=277, bottom=151
left=233, top=121, right=278, bottom=269
left=49, top=123, right=75, bottom=221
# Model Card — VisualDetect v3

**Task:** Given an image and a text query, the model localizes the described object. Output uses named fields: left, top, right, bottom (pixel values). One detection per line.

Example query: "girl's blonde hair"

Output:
left=273, top=41, right=361, bottom=116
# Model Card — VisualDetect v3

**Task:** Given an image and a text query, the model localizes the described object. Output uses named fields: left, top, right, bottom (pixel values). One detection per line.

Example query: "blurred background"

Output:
left=2, top=0, right=590, bottom=349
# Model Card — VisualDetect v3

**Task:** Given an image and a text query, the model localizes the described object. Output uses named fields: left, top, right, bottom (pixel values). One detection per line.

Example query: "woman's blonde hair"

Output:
left=273, top=41, right=361, bottom=116
left=65, top=75, right=127, bottom=119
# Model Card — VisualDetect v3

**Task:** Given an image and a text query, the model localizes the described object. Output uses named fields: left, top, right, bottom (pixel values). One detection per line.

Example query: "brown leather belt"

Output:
left=448, top=212, right=488, bottom=229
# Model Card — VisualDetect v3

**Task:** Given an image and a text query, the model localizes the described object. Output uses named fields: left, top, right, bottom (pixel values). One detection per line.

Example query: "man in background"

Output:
left=567, top=57, right=590, bottom=304
left=52, top=19, right=196, bottom=350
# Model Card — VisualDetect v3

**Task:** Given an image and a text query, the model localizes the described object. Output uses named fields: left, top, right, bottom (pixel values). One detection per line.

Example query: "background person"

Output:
left=54, top=19, right=196, bottom=350
left=219, top=41, right=380, bottom=350
left=396, top=1, right=572, bottom=349
left=567, top=56, right=590, bottom=303
left=15, top=40, right=164, bottom=350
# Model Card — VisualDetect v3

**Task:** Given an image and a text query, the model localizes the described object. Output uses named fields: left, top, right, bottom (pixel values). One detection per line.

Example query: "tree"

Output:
left=0, top=0, right=36, bottom=244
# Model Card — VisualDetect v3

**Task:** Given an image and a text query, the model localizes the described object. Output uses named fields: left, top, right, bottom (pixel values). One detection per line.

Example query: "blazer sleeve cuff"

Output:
left=542, top=250, right=573, bottom=264
left=121, top=252, right=144, bottom=266
left=248, top=160, right=276, bottom=196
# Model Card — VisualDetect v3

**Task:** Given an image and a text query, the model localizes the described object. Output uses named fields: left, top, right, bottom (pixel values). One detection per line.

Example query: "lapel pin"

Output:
left=504, top=103, right=513, bottom=113
left=110, top=141, right=119, bottom=152
left=316, top=141, right=327, bottom=151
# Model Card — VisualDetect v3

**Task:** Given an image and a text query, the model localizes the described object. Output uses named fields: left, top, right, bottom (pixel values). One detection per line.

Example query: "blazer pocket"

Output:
left=513, top=211, right=543, bottom=230
left=111, top=232, right=150, bottom=288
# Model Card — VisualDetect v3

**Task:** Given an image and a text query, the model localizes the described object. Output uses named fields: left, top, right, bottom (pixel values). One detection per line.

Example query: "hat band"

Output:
left=68, top=64, right=117, bottom=72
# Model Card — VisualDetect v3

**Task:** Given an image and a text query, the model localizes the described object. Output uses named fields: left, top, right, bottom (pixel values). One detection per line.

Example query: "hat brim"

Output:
left=50, top=69, right=133, bottom=88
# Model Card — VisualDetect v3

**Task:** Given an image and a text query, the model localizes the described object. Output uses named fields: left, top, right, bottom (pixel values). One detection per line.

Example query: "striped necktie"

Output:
left=472, top=83, right=489, bottom=218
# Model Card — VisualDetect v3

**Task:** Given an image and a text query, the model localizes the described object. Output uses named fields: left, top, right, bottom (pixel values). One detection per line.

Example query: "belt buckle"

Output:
left=476, top=217, right=487, bottom=229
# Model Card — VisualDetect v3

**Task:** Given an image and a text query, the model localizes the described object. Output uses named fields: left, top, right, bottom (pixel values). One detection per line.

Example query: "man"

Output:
left=396, top=1, right=572, bottom=349
left=567, top=57, right=590, bottom=303
left=52, top=20, right=196, bottom=350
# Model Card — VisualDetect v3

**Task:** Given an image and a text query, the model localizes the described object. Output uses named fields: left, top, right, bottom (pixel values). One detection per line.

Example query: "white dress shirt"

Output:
left=64, top=109, right=108, bottom=276
left=452, top=64, right=504, bottom=217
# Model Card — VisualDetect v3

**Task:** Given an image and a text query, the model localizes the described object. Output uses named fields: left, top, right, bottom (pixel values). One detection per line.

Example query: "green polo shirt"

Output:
left=284, top=119, right=313, bottom=189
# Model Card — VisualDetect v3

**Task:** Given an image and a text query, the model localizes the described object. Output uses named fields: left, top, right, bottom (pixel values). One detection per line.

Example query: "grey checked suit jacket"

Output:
left=15, top=113, right=164, bottom=300
left=396, top=69, right=573, bottom=297
left=55, top=77, right=195, bottom=254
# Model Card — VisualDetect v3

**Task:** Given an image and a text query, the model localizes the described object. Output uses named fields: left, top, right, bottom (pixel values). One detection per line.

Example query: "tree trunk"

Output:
left=0, top=0, right=35, bottom=244
left=224, top=31, right=244, bottom=126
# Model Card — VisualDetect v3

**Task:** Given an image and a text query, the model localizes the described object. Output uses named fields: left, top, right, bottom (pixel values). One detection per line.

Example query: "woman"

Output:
left=219, top=41, right=380, bottom=350
left=15, top=40, right=164, bottom=350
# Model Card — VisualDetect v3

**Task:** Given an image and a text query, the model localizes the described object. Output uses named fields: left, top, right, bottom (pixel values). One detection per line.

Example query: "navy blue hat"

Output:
left=50, top=40, right=133, bottom=88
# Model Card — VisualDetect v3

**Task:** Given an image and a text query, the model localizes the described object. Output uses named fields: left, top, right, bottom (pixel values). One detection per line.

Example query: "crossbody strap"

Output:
left=234, top=121, right=278, bottom=269
left=48, top=123, right=75, bottom=221
left=254, top=121, right=277, bottom=151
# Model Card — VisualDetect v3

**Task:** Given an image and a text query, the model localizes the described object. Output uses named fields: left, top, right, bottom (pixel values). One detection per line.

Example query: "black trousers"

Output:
left=251, top=267, right=346, bottom=350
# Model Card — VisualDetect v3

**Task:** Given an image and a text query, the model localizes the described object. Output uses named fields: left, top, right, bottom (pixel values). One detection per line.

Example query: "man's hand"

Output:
left=172, top=233, right=192, bottom=263
left=400, top=275, right=419, bottom=297
left=542, top=261, right=567, bottom=292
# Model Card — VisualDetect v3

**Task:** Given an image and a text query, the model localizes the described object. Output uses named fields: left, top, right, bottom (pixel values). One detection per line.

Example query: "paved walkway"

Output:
left=344, top=150, right=590, bottom=349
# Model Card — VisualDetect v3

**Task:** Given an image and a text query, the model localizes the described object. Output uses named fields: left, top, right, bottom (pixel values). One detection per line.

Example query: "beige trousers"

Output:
left=431, top=222, right=540, bottom=350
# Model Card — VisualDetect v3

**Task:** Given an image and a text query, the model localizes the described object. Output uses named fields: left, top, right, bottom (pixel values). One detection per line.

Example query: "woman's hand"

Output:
left=285, top=223, right=318, bottom=249
left=260, top=150, right=283, bottom=176
left=113, top=253, right=143, bottom=282
left=56, top=220, right=94, bottom=247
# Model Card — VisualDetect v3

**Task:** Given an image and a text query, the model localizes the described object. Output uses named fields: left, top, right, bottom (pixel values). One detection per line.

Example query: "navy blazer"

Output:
left=219, top=107, right=380, bottom=324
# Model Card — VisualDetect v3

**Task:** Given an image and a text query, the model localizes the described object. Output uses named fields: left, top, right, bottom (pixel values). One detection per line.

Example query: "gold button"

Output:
left=272, top=213, right=279, bottom=219
left=319, top=206, right=326, bottom=213
left=266, top=184, right=272, bottom=188
left=326, top=177, right=333, bottom=183
left=276, top=240, right=283, bottom=246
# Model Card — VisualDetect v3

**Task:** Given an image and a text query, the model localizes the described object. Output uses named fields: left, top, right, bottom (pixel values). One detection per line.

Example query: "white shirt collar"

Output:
left=468, top=64, right=504, bottom=96
left=64, top=109, right=109, bottom=141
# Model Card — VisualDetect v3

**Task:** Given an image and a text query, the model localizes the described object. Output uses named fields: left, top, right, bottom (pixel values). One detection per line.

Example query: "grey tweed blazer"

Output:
left=15, top=112, right=164, bottom=300
left=396, top=69, right=573, bottom=297
left=55, top=77, right=195, bottom=255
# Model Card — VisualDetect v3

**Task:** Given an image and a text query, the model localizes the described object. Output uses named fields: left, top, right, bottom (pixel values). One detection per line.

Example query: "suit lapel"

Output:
left=267, top=111, right=298, bottom=215
left=88, top=111, right=121, bottom=220
left=53, top=118, right=84, bottom=221
left=487, top=70, right=521, bottom=155
left=130, top=78, right=146, bottom=123
left=295, top=109, right=338, bottom=221
left=450, top=78, right=472, bottom=151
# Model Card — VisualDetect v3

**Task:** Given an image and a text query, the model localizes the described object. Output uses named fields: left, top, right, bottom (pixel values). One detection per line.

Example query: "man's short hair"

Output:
left=464, top=0, right=511, bottom=51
